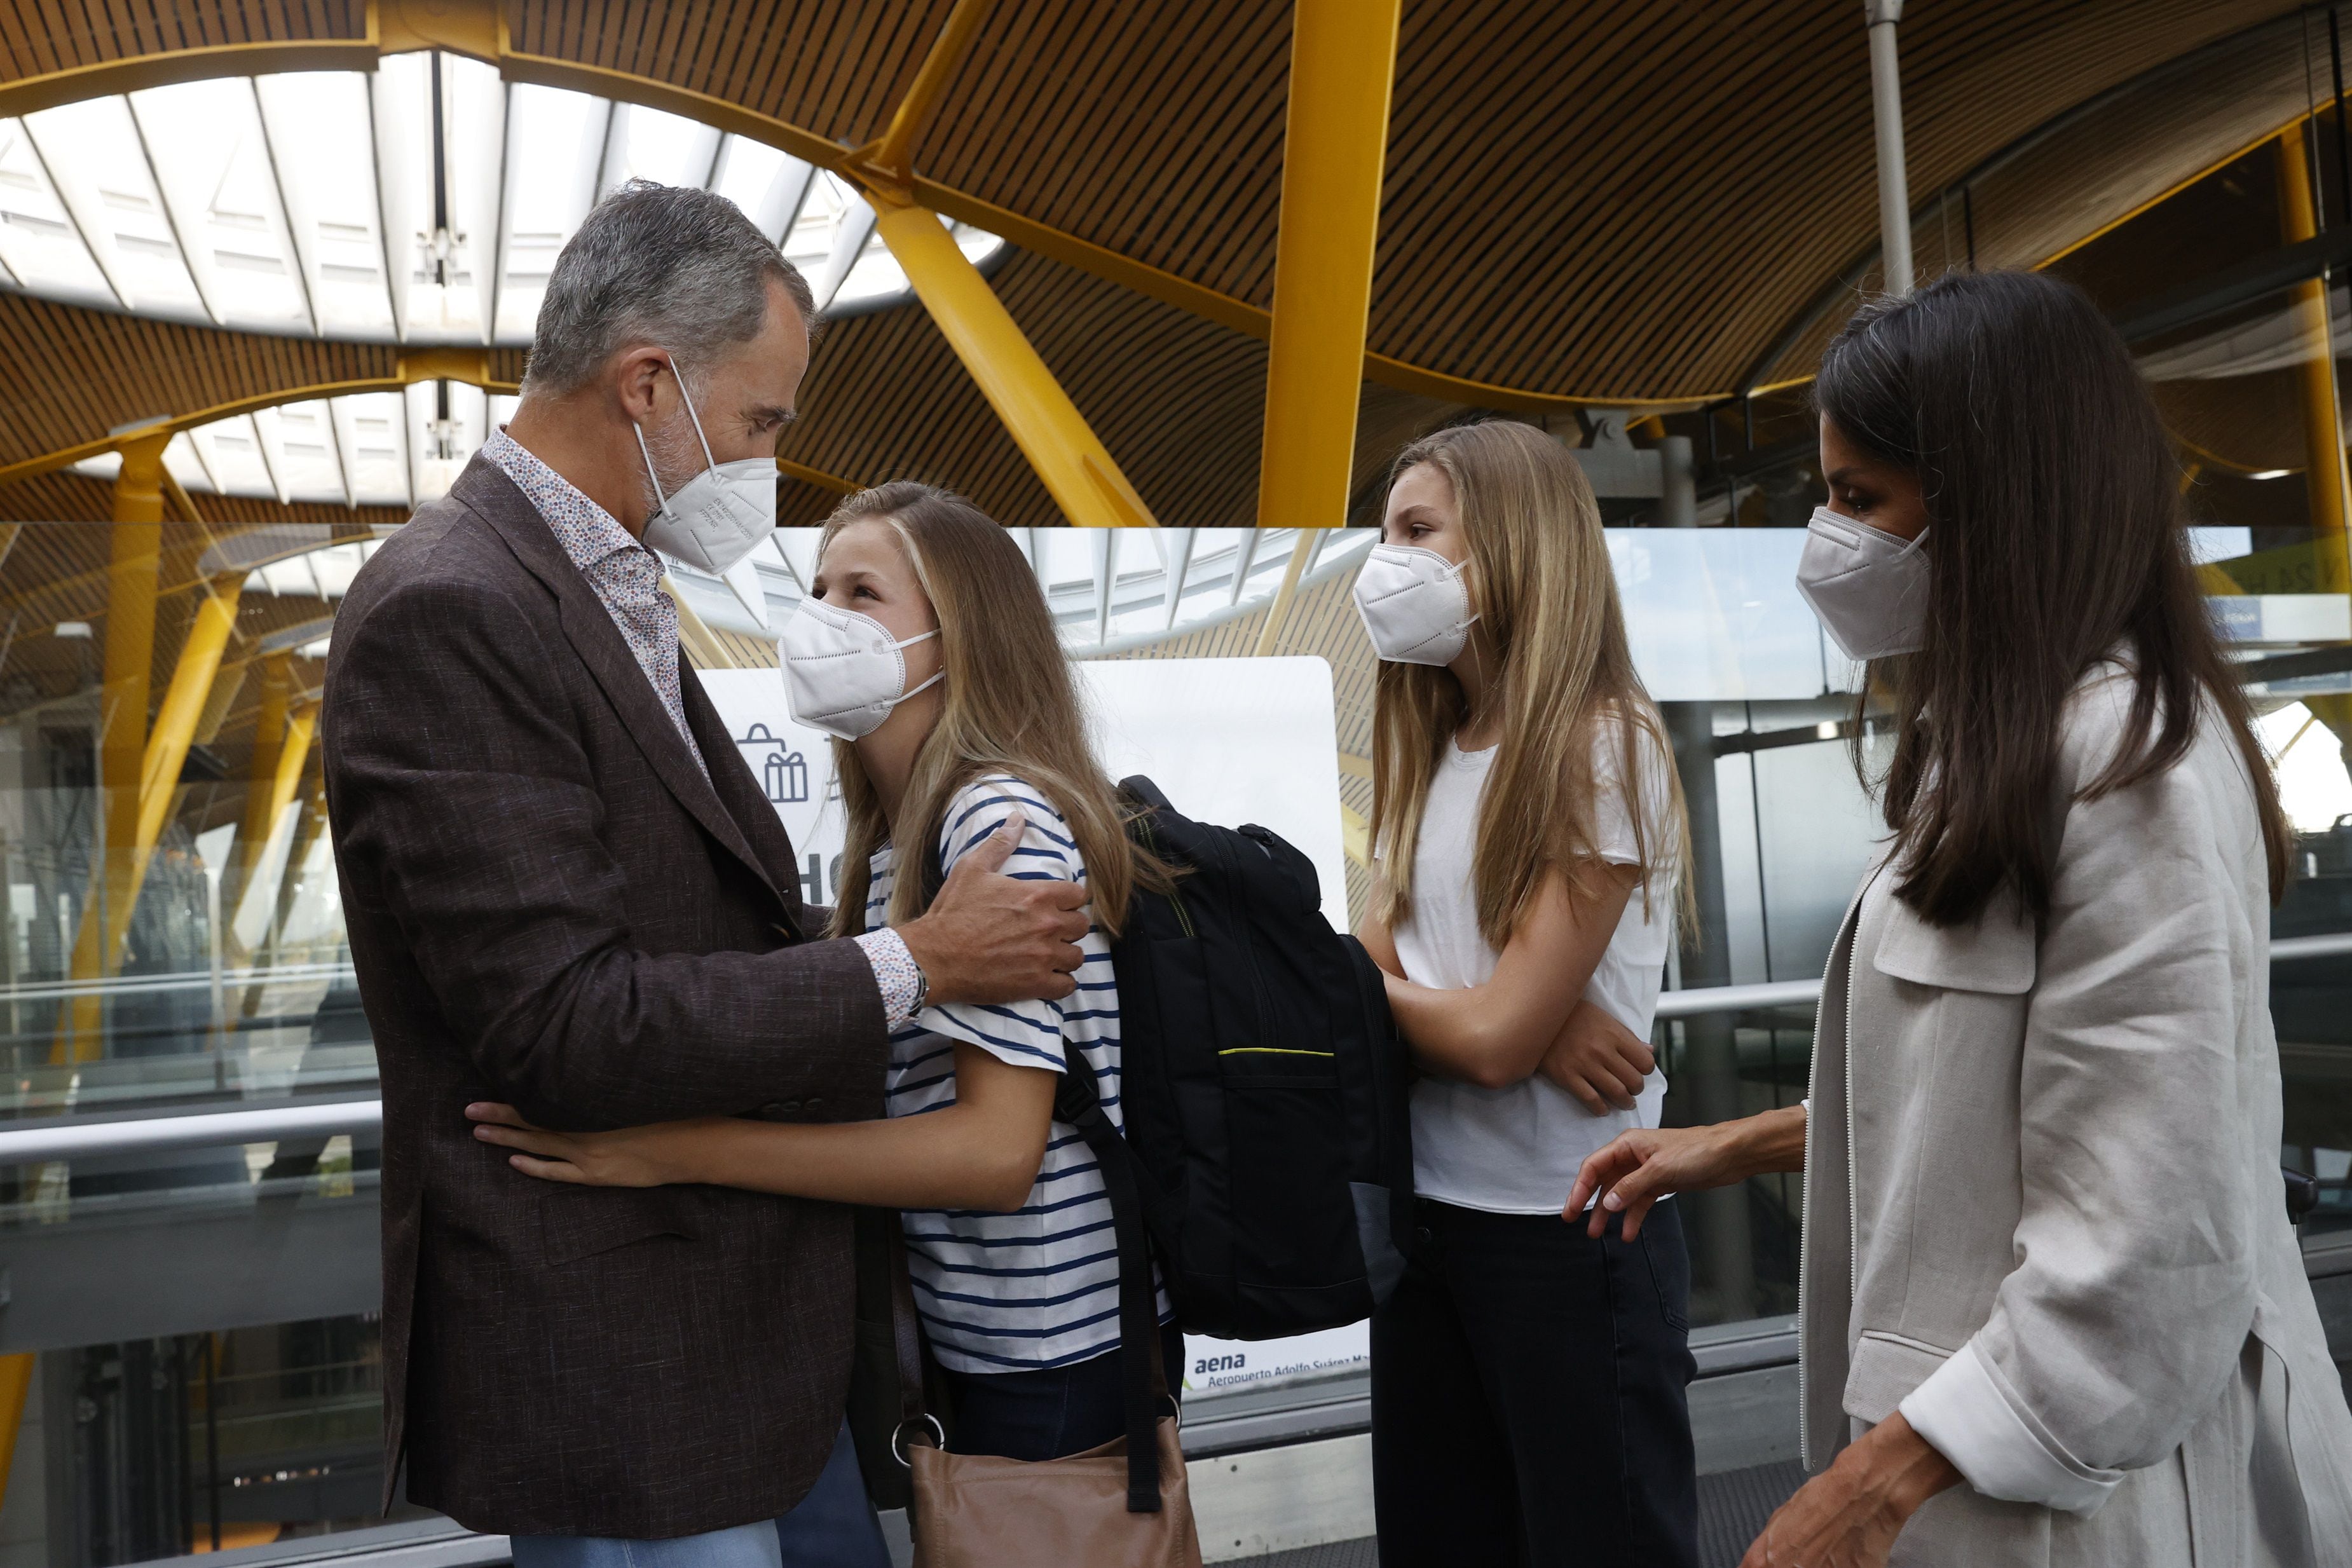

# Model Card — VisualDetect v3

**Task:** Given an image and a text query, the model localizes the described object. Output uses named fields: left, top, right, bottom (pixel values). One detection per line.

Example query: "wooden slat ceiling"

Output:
left=0, top=0, right=2320, bottom=530
left=0, top=0, right=367, bottom=78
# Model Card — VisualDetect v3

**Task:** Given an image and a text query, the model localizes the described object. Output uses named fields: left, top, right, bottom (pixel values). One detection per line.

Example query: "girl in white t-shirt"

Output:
left=1351, top=420, right=1699, bottom=1568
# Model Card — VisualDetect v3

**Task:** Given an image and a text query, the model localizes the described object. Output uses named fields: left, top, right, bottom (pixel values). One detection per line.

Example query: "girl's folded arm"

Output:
left=1381, top=861, right=1636, bottom=1090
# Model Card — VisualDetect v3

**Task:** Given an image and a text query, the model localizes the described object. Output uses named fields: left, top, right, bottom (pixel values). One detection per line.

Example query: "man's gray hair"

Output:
left=522, top=180, right=816, bottom=397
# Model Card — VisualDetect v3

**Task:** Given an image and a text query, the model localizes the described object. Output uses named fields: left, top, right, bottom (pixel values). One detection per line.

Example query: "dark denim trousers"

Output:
left=509, top=1422, right=887, bottom=1568
left=936, top=1324, right=1187, bottom=1462
left=1370, top=1196, right=1700, bottom=1568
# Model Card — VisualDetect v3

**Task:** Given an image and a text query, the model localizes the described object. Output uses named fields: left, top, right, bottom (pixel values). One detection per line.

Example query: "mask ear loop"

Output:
left=631, top=355, right=720, bottom=513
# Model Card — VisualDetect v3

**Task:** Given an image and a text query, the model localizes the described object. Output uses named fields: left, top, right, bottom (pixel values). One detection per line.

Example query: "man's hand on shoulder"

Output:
left=896, top=810, right=1091, bottom=1006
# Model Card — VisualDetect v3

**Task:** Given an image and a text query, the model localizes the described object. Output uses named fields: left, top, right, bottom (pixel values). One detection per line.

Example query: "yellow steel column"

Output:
left=868, top=196, right=1159, bottom=528
left=222, top=653, right=291, bottom=929
left=1253, top=0, right=1404, bottom=529
left=93, top=574, right=246, bottom=969
left=2279, top=126, right=2351, bottom=591
left=57, top=432, right=170, bottom=1060
left=0, top=1351, right=31, bottom=1511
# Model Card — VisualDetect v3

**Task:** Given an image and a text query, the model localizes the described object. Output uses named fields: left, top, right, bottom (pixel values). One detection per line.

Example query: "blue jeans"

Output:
left=509, top=1423, right=888, bottom=1568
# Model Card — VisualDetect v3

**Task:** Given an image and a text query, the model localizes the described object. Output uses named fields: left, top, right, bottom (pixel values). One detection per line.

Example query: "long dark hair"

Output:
left=1815, top=269, right=2289, bottom=927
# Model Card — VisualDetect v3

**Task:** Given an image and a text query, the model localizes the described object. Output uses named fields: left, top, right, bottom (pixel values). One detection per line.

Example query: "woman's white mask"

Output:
left=1351, top=543, right=1480, bottom=665
left=780, top=597, right=943, bottom=740
left=1794, top=506, right=1931, bottom=661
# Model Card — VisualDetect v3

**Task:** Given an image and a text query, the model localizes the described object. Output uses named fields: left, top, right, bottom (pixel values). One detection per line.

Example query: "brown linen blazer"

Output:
left=324, top=454, right=889, bottom=1539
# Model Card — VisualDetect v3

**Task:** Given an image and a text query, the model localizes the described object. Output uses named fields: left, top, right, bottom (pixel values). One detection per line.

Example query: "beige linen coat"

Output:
left=1800, top=666, right=2352, bottom=1567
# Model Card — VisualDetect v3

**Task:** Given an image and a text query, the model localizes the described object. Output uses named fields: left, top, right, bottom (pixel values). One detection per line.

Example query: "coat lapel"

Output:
left=453, top=456, right=787, bottom=917
left=681, top=664, right=810, bottom=938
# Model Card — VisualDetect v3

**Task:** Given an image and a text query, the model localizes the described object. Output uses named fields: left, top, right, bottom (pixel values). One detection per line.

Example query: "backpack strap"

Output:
left=1055, top=1061, right=1169, bottom=1513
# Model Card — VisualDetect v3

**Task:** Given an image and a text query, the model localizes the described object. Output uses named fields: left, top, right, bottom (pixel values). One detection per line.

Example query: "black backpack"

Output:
left=1090, top=774, right=1414, bottom=1340
left=910, top=774, right=1412, bottom=1511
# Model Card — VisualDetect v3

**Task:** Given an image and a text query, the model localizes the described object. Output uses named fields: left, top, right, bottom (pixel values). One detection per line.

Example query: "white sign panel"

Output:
left=698, top=657, right=1370, bottom=1393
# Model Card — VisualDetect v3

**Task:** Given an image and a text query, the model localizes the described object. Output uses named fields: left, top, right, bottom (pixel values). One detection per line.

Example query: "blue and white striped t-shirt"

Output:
left=868, top=774, right=1167, bottom=1374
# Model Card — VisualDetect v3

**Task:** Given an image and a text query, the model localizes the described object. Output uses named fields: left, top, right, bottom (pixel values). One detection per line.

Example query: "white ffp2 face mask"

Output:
left=1794, top=505, right=1931, bottom=661
left=636, top=364, right=777, bottom=575
left=781, top=596, right=943, bottom=740
left=1352, top=543, right=1479, bottom=665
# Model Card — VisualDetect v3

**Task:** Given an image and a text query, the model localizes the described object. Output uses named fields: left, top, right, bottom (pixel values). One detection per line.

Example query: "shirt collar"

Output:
left=481, top=428, right=645, bottom=575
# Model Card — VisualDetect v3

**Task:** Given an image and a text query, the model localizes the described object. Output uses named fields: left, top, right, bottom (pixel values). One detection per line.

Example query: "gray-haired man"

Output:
left=324, top=182, right=1089, bottom=1567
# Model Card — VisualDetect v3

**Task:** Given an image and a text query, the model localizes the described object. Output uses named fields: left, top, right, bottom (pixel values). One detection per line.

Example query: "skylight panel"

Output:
left=712, top=138, right=814, bottom=243
left=259, top=400, right=349, bottom=503
left=161, top=431, right=211, bottom=494
left=22, top=97, right=207, bottom=319
left=0, top=55, right=996, bottom=345
left=407, top=379, right=488, bottom=501
left=335, top=392, right=412, bottom=506
left=376, top=51, right=504, bottom=346
left=189, top=416, right=278, bottom=499
left=784, top=172, right=856, bottom=281
left=0, top=118, right=114, bottom=304
left=600, top=102, right=722, bottom=197
left=834, top=228, right=913, bottom=307
left=132, top=78, right=311, bottom=332
left=305, top=543, right=366, bottom=597
left=495, top=82, right=608, bottom=344
left=256, top=72, right=395, bottom=339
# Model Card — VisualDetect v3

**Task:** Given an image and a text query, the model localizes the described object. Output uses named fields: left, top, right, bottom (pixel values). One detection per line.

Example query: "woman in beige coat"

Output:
left=1569, top=269, right=2352, bottom=1567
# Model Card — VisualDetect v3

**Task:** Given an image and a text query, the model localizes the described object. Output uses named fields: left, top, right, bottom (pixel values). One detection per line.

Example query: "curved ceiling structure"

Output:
left=0, top=0, right=2320, bottom=532
left=0, top=51, right=999, bottom=338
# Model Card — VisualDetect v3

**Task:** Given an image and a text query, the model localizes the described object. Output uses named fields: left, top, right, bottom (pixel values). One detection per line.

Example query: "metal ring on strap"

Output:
left=891, top=1414, right=947, bottom=1468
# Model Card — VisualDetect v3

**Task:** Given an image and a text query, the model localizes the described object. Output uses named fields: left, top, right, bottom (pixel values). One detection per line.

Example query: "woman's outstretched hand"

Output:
left=1562, top=1124, right=1740, bottom=1239
left=1562, top=1104, right=1807, bottom=1239
left=1737, top=1412, right=1960, bottom=1568
left=467, top=1103, right=710, bottom=1187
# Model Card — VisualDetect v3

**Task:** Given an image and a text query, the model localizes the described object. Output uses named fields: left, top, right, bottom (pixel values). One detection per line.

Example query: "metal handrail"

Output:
left=6, top=931, right=2352, bottom=1164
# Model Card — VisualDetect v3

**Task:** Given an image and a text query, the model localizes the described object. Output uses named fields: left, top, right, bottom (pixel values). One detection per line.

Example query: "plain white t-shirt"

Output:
left=1393, top=723, right=1675, bottom=1215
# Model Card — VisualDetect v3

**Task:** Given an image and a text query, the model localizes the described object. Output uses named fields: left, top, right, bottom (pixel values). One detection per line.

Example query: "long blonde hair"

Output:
left=1369, top=421, right=1690, bottom=948
left=817, top=482, right=1170, bottom=939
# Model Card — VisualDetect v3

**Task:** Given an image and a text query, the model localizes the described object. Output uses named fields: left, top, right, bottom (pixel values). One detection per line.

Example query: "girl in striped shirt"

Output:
left=470, top=482, right=1179, bottom=1464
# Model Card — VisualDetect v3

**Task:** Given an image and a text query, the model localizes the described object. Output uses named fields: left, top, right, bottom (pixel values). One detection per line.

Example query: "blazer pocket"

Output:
left=538, top=1187, right=699, bottom=1265
left=1843, top=1328, right=1956, bottom=1426
left=1871, top=894, right=2037, bottom=995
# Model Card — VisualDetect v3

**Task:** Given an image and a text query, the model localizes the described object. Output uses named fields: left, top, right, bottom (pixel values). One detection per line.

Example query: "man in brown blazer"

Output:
left=324, top=183, right=1088, bottom=1567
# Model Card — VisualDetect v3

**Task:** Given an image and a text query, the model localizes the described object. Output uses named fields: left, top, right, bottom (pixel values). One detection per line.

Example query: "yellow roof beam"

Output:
left=854, top=0, right=995, bottom=180
left=0, top=12, right=1704, bottom=419
left=1256, top=0, right=1403, bottom=529
left=868, top=191, right=1157, bottom=528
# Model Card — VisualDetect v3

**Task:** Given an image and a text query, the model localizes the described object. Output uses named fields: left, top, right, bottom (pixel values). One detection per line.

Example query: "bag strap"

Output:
left=884, top=1212, right=942, bottom=1465
left=1054, top=1061, right=1167, bottom=1513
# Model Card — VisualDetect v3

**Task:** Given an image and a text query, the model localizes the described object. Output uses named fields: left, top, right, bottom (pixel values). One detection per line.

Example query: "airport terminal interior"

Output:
left=0, top=1, right=2349, bottom=1565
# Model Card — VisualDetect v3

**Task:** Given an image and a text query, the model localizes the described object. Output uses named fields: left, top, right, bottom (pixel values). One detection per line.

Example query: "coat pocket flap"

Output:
left=1843, top=1330, right=1955, bottom=1426
left=1870, top=901, right=2037, bottom=995
left=538, top=1187, right=699, bottom=1265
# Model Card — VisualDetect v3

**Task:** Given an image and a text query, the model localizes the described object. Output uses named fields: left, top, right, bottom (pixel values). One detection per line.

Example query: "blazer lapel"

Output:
left=682, top=667, right=810, bottom=938
left=455, top=457, right=786, bottom=914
